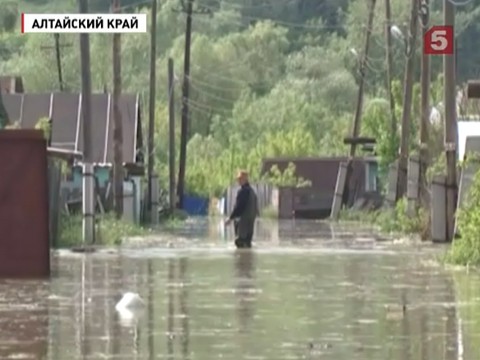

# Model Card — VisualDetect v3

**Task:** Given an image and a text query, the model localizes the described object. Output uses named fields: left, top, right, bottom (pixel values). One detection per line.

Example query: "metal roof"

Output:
left=2, top=92, right=142, bottom=164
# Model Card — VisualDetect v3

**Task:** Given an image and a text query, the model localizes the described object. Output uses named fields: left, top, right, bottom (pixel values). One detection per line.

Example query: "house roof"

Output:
left=2, top=92, right=142, bottom=165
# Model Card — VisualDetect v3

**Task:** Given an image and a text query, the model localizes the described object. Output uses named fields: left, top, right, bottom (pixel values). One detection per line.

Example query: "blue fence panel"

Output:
left=183, top=195, right=209, bottom=216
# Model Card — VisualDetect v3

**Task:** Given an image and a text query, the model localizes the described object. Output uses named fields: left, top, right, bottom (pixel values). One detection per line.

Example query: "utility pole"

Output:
left=419, top=0, right=430, bottom=208
left=147, top=0, right=157, bottom=219
left=341, top=0, right=376, bottom=207
left=168, top=58, right=176, bottom=216
left=40, top=34, right=71, bottom=91
left=78, top=0, right=94, bottom=244
left=54, top=34, right=65, bottom=91
left=177, top=0, right=193, bottom=210
left=396, top=0, right=419, bottom=199
left=384, top=0, right=396, bottom=138
left=176, top=0, right=210, bottom=209
left=444, top=0, right=457, bottom=242
left=349, top=0, right=376, bottom=158
left=112, top=0, right=124, bottom=218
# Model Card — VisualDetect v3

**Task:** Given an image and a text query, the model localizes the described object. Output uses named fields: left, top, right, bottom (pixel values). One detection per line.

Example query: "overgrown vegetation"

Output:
left=445, top=169, right=480, bottom=266
left=34, top=116, right=51, bottom=140
left=57, top=213, right=149, bottom=248
left=340, top=198, right=429, bottom=238
left=261, top=163, right=311, bottom=188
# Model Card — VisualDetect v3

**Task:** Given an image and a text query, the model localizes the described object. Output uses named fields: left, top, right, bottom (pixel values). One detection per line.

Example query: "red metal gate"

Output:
left=0, top=130, right=50, bottom=278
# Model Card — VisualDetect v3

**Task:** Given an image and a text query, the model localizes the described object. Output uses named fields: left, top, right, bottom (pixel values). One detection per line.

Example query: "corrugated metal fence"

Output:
left=224, top=182, right=276, bottom=215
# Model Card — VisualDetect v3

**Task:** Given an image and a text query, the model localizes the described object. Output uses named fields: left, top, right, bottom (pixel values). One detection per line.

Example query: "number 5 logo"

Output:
left=424, top=25, right=454, bottom=55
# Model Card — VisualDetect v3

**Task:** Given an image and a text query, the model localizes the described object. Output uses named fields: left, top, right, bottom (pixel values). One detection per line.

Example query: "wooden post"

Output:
left=168, top=58, right=176, bottom=216
left=151, top=174, right=158, bottom=224
left=348, top=0, right=377, bottom=158
left=78, top=0, right=95, bottom=244
left=176, top=0, right=210, bottom=210
left=444, top=0, right=457, bottom=242
left=54, top=34, right=65, bottom=91
left=147, top=0, right=157, bottom=218
left=112, top=0, right=124, bottom=218
left=40, top=34, right=72, bottom=91
left=384, top=0, right=397, bottom=139
left=341, top=0, right=377, bottom=208
left=419, top=0, right=430, bottom=209
left=177, top=0, right=194, bottom=210
left=396, top=0, right=419, bottom=200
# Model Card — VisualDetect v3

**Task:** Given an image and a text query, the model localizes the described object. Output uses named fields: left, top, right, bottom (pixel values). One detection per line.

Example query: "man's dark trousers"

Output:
left=234, top=220, right=253, bottom=248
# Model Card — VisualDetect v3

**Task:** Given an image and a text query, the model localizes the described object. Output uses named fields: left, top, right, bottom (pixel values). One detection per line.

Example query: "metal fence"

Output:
left=224, top=182, right=276, bottom=215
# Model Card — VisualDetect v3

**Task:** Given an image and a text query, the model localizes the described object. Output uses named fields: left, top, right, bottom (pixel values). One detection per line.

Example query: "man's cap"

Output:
left=236, top=170, right=249, bottom=178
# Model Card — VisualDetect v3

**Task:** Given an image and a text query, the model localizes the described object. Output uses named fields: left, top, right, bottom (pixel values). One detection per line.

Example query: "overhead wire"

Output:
left=196, top=1, right=354, bottom=31
left=187, top=75, right=245, bottom=92
left=189, top=81, right=238, bottom=104
left=447, top=0, right=473, bottom=6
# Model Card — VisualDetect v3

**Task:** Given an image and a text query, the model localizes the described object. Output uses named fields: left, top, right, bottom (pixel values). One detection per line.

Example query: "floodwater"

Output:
left=1, top=219, right=480, bottom=360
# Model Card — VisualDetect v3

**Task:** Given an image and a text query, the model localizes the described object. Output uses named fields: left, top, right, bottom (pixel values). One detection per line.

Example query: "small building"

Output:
left=2, top=92, right=145, bottom=222
left=261, top=156, right=378, bottom=219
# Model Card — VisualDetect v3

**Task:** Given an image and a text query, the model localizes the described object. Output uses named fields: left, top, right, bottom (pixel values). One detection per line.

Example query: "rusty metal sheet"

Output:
left=0, top=130, right=50, bottom=278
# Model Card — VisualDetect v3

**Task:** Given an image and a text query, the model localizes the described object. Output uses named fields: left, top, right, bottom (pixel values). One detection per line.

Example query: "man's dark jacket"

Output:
left=229, top=183, right=258, bottom=240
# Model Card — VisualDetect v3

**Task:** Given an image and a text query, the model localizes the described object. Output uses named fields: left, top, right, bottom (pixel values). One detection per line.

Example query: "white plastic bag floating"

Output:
left=115, top=292, right=145, bottom=327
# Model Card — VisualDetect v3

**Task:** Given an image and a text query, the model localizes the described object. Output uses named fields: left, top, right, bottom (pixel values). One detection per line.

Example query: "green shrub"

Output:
left=445, top=169, right=480, bottom=266
left=57, top=212, right=148, bottom=248
left=339, top=197, right=428, bottom=236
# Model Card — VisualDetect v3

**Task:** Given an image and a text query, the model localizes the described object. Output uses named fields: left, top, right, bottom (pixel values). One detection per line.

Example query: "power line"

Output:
left=447, top=0, right=473, bottom=6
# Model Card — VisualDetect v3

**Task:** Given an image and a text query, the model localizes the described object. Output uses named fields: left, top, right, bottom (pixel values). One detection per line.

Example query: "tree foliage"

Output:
left=1, top=0, right=479, bottom=196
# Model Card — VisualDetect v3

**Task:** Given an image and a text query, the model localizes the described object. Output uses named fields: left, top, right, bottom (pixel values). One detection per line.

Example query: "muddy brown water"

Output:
left=0, top=219, right=479, bottom=360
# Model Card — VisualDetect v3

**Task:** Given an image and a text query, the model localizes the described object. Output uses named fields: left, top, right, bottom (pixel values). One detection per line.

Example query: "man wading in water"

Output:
left=225, top=171, right=259, bottom=249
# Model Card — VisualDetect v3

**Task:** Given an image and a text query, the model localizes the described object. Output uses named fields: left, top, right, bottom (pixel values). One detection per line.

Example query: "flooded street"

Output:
left=1, top=219, right=479, bottom=359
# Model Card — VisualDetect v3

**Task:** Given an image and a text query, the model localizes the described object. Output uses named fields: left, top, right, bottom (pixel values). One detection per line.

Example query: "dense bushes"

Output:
left=446, top=170, right=480, bottom=266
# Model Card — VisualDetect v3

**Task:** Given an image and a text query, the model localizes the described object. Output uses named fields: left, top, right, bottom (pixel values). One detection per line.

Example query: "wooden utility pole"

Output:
left=78, top=0, right=94, bottom=244
left=147, top=0, right=158, bottom=217
left=348, top=0, right=376, bottom=158
left=40, top=34, right=71, bottom=91
left=444, top=0, right=457, bottom=242
left=54, top=34, right=65, bottom=91
left=176, top=0, right=209, bottom=209
left=177, top=0, right=193, bottom=210
left=340, top=0, right=376, bottom=207
left=78, top=0, right=93, bottom=163
left=384, top=0, right=396, bottom=138
left=168, top=58, right=176, bottom=215
left=112, top=0, right=124, bottom=218
left=396, top=0, right=419, bottom=199
left=419, top=0, right=430, bottom=208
